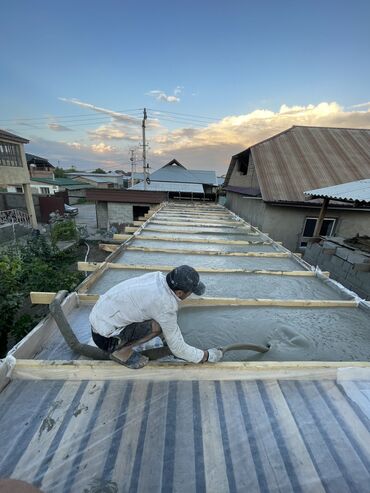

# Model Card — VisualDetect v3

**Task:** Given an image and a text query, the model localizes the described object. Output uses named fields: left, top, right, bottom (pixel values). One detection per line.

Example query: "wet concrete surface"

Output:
left=87, top=269, right=349, bottom=300
left=38, top=304, right=370, bottom=362
left=178, top=306, right=370, bottom=361
left=144, top=224, right=249, bottom=233
left=113, top=250, right=303, bottom=270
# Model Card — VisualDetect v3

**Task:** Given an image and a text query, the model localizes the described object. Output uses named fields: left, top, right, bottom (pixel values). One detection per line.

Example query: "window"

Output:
left=300, top=217, right=336, bottom=247
left=40, top=187, right=50, bottom=194
left=16, top=186, right=23, bottom=193
left=0, top=142, right=23, bottom=167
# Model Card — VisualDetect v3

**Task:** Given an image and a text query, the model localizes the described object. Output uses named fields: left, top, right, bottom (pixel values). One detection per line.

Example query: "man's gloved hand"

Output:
left=207, top=348, right=223, bottom=363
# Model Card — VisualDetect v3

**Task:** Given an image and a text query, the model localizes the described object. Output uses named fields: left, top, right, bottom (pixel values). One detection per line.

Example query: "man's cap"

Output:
left=166, top=265, right=206, bottom=296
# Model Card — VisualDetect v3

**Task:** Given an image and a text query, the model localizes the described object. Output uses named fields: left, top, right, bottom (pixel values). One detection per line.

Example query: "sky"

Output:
left=1, top=0, right=370, bottom=175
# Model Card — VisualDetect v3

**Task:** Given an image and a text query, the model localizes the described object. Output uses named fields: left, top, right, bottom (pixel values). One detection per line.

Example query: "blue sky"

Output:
left=1, top=0, right=370, bottom=173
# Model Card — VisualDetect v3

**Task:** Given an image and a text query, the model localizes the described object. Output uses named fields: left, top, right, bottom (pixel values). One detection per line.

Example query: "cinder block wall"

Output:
left=303, top=241, right=370, bottom=300
left=107, top=203, right=133, bottom=232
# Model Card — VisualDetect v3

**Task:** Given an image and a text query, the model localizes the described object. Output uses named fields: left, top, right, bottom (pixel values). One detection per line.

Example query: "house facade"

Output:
left=0, top=129, right=38, bottom=228
left=224, top=126, right=370, bottom=252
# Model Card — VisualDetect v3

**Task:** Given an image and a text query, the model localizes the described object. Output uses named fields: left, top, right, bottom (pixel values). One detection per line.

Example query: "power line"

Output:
left=0, top=108, right=143, bottom=123
left=147, top=108, right=221, bottom=121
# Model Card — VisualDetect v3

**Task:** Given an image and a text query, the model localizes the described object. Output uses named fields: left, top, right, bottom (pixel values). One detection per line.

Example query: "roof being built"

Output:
left=1, top=201, right=370, bottom=492
left=225, top=126, right=370, bottom=203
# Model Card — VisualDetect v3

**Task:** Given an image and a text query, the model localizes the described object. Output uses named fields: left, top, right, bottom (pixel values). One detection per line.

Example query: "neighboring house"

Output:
left=129, top=159, right=218, bottom=200
left=30, top=177, right=93, bottom=204
left=224, top=125, right=370, bottom=251
left=86, top=188, right=166, bottom=231
left=26, top=153, right=55, bottom=179
left=0, top=129, right=37, bottom=227
left=67, top=172, right=123, bottom=189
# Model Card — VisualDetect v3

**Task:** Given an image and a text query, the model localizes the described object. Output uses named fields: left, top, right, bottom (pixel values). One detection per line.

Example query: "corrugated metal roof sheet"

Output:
left=304, top=179, right=370, bottom=203
left=226, top=126, right=370, bottom=203
left=129, top=181, right=204, bottom=193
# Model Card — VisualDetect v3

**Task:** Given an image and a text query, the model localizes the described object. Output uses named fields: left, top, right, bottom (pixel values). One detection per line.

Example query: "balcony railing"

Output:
left=0, top=208, right=31, bottom=227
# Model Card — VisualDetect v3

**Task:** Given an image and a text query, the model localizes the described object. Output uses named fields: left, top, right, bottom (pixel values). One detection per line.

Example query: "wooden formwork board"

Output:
left=30, top=291, right=356, bottom=307
left=10, top=359, right=370, bottom=382
left=77, top=261, right=329, bottom=276
left=124, top=246, right=290, bottom=257
left=125, top=227, right=259, bottom=235
left=149, top=220, right=248, bottom=228
left=113, top=234, right=281, bottom=246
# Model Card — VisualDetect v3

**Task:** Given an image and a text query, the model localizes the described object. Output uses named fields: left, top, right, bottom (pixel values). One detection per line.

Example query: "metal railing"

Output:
left=0, top=208, right=31, bottom=227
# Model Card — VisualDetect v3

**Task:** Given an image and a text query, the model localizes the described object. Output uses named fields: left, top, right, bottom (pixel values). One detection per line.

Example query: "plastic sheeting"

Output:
left=0, top=373, right=370, bottom=492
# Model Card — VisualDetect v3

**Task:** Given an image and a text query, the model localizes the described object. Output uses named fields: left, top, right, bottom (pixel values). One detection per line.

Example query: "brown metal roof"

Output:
left=86, top=188, right=167, bottom=203
left=0, top=129, right=29, bottom=144
left=226, top=126, right=370, bottom=203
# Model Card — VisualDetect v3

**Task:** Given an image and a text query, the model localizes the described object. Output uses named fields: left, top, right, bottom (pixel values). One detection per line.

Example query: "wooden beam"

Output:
left=134, top=227, right=260, bottom=235
left=125, top=246, right=290, bottom=257
left=30, top=291, right=355, bottom=307
left=313, top=197, right=330, bottom=237
left=99, top=243, right=120, bottom=252
left=152, top=218, right=245, bottom=226
left=11, top=359, right=370, bottom=382
left=115, top=234, right=282, bottom=246
left=76, top=262, right=329, bottom=276
left=133, top=220, right=145, bottom=226
left=151, top=220, right=247, bottom=228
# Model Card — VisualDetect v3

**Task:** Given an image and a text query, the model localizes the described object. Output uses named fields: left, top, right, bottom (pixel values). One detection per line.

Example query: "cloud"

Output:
left=91, top=142, right=117, bottom=154
left=48, top=122, right=73, bottom=132
left=59, top=97, right=141, bottom=125
left=349, top=102, right=370, bottom=109
left=146, top=89, right=180, bottom=103
left=151, top=102, right=370, bottom=172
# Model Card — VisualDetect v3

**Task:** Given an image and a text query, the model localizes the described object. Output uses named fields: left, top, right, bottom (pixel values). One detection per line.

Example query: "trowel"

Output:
left=141, top=342, right=270, bottom=361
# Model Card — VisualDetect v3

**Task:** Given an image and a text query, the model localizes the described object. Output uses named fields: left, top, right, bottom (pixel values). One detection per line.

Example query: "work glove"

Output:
left=207, top=348, right=223, bottom=363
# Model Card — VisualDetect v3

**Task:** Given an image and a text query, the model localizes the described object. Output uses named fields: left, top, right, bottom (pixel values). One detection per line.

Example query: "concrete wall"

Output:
left=107, top=203, right=133, bottom=232
left=0, top=192, right=41, bottom=221
left=303, top=240, right=370, bottom=300
left=96, top=202, right=108, bottom=229
left=68, top=189, right=88, bottom=204
left=226, top=191, right=370, bottom=252
left=0, top=140, right=30, bottom=186
left=228, top=155, right=260, bottom=190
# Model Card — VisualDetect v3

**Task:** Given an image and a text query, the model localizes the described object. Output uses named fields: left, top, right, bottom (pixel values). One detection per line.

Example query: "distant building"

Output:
left=67, top=172, right=123, bottom=189
left=26, top=153, right=55, bottom=179
left=224, top=126, right=370, bottom=251
left=0, top=129, right=37, bottom=227
left=129, top=159, right=218, bottom=200
left=29, top=177, right=93, bottom=204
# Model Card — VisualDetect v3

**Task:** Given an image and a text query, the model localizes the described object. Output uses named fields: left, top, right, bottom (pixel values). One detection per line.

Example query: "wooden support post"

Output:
left=313, top=197, right=330, bottom=237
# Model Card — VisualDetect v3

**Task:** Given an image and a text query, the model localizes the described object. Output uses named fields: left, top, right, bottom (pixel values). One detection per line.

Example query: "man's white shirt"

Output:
left=89, top=271, right=204, bottom=363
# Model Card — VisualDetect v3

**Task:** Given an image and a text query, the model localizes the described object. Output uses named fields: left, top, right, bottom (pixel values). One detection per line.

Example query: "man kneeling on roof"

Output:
left=89, top=265, right=223, bottom=369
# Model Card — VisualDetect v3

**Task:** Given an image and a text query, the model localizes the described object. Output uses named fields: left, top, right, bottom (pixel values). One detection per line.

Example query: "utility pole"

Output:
left=129, top=149, right=135, bottom=187
left=142, top=108, right=149, bottom=190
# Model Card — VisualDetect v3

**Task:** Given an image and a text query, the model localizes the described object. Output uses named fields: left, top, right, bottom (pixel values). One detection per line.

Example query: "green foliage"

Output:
left=51, top=219, right=78, bottom=243
left=91, top=168, right=106, bottom=174
left=54, top=166, right=66, bottom=178
left=0, top=235, right=84, bottom=356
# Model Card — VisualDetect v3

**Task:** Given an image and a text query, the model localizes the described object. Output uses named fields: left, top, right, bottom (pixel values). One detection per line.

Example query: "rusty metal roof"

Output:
left=226, top=126, right=370, bottom=203
left=305, top=178, right=370, bottom=204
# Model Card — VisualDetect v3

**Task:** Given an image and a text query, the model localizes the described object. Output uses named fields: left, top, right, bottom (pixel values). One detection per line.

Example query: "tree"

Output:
left=91, top=168, right=106, bottom=174
left=54, top=166, right=66, bottom=178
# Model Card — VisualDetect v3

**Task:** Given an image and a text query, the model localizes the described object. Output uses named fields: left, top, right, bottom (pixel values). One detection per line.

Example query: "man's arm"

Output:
left=156, top=311, right=205, bottom=363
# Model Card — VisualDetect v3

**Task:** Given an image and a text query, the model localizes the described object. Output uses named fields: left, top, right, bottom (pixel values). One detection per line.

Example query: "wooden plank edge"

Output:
left=30, top=291, right=358, bottom=307
left=10, top=359, right=370, bottom=382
